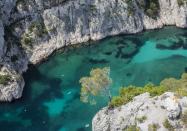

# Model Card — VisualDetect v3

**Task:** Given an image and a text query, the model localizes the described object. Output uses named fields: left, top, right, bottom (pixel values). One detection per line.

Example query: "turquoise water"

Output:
left=0, top=27, right=187, bottom=131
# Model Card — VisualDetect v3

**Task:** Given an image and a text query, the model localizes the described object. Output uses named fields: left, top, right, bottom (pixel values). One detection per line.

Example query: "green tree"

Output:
left=79, top=67, right=112, bottom=104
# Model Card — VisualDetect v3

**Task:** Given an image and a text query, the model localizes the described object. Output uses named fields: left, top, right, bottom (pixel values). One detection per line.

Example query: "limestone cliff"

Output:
left=92, top=92, right=187, bottom=131
left=0, top=0, right=186, bottom=101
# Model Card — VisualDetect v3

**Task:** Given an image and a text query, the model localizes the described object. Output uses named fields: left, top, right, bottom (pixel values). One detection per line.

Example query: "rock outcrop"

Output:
left=92, top=92, right=187, bottom=131
left=0, top=0, right=186, bottom=101
left=0, top=66, right=24, bottom=102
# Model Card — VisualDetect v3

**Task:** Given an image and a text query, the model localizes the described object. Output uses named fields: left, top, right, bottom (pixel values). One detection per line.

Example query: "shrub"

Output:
left=21, top=34, right=33, bottom=47
left=148, top=123, right=160, bottom=131
left=109, top=96, right=124, bottom=108
left=90, top=4, right=97, bottom=11
left=181, top=111, right=187, bottom=125
left=110, top=73, right=187, bottom=108
left=136, top=116, right=147, bottom=123
left=126, top=0, right=135, bottom=16
left=161, top=74, right=187, bottom=97
left=177, top=0, right=187, bottom=6
left=110, top=83, right=168, bottom=108
left=124, top=0, right=160, bottom=18
left=178, top=0, right=184, bottom=6
left=0, top=75, right=11, bottom=85
left=140, top=0, right=160, bottom=19
left=124, top=125, right=140, bottom=131
left=16, top=0, right=25, bottom=5
left=28, top=21, right=48, bottom=37
left=163, top=119, right=174, bottom=131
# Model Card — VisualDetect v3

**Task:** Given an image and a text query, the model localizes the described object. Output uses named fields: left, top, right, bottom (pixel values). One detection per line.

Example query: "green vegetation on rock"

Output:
left=0, top=74, right=11, bottom=85
left=124, top=125, right=140, bottom=131
left=16, top=0, right=25, bottom=5
left=148, top=123, right=160, bottom=131
left=126, top=0, right=136, bottom=16
left=110, top=73, right=187, bottom=108
left=21, top=21, right=48, bottom=48
left=28, top=21, right=48, bottom=37
left=161, top=73, right=187, bottom=97
left=21, top=33, right=33, bottom=47
left=123, top=0, right=160, bottom=18
left=136, top=0, right=160, bottom=19
left=145, top=0, right=160, bottom=19
left=136, top=116, right=147, bottom=123
left=177, top=0, right=187, bottom=6
left=163, top=119, right=174, bottom=131
left=109, top=83, right=167, bottom=108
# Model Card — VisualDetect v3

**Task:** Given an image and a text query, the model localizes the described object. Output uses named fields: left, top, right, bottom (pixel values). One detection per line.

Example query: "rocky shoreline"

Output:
left=0, top=0, right=186, bottom=101
left=92, top=92, right=187, bottom=131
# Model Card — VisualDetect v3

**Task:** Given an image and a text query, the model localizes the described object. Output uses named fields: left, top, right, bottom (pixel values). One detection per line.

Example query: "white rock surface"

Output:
left=92, top=92, right=187, bottom=131
left=161, top=92, right=181, bottom=119
left=10, top=0, right=187, bottom=64
left=0, top=66, right=24, bottom=101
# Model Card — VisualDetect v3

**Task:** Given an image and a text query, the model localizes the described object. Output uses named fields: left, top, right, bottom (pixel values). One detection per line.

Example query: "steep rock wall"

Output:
left=30, top=0, right=187, bottom=63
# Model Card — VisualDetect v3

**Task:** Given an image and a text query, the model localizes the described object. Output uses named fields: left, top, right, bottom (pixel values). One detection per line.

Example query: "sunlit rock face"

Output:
left=33, top=0, right=187, bottom=63
left=92, top=92, right=187, bottom=131
left=7, top=0, right=187, bottom=64
left=0, top=68, right=24, bottom=102
left=0, top=0, right=187, bottom=60
left=143, top=0, right=187, bottom=29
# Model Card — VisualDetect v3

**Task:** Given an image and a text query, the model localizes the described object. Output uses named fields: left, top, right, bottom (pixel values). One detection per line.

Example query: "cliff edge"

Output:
left=92, top=92, right=187, bottom=131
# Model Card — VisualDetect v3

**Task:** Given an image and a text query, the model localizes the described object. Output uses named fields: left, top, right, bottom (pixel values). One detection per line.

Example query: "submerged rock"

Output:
left=156, top=42, right=183, bottom=50
left=92, top=92, right=187, bottom=131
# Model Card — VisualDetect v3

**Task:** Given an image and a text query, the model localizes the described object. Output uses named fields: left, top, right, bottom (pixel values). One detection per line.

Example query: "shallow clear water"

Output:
left=0, top=27, right=187, bottom=131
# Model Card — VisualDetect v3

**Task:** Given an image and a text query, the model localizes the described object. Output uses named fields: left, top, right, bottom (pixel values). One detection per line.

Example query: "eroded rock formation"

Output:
left=92, top=92, right=187, bottom=131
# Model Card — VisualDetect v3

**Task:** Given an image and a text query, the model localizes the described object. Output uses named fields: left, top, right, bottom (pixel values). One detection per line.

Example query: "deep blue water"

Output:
left=0, top=27, right=187, bottom=131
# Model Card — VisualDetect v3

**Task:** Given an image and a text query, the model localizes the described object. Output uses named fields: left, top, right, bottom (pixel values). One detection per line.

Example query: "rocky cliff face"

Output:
left=0, top=20, right=5, bottom=62
left=0, top=0, right=186, bottom=101
left=92, top=92, right=187, bottom=131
